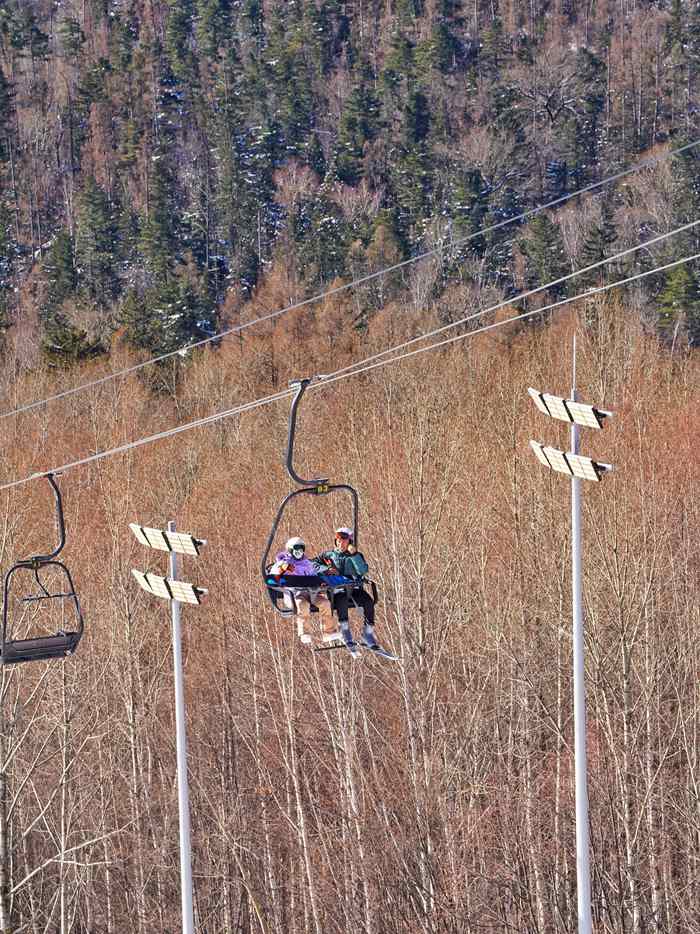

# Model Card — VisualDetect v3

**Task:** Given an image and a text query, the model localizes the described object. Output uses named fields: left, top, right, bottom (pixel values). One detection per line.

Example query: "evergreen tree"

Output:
left=580, top=199, right=618, bottom=285
left=0, top=66, right=12, bottom=151
left=381, top=32, right=415, bottom=94
left=57, top=16, right=85, bottom=60
left=139, top=153, right=178, bottom=283
left=0, top=202, right=13, bottom=333
left=559, top=49, right=605, bottom=188
left=121, top=260, right=218, bottom=355
left=41, top=230, right=106, bottom=364
left=658, top=264, right=700, bottom=346
left=75, top=178, right=118, bottom=302
left=291, top=188, right=348, bottom=285
left=195, top=0, right=232, bottom=59
left=336, top=65, right=381, bottom=185
left=43, top=231, right=77, bottom=312
left=442, top=165, right=489, bottom=261
left=41, top=312, right=104, bottom=366
left=519, top=215, right=569, bottom=296
left=165, top=0, right=197, bottom=87
left=305, top=133, right=326, bottom=178
left=480, top=17, right=509, bottom=75
left=263, top=6, right=313, bottom=153
left=403, top=89, right=430, bottom=145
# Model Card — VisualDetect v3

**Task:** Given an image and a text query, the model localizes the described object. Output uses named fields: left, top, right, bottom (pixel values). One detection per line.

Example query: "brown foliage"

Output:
left=0, top=304, right=697, bottom=932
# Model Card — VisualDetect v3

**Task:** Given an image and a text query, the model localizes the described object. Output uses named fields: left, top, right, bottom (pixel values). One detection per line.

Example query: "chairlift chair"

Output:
left=262, top=377, right=379, bottom=620
left=1, top=474, right=84, bottom=665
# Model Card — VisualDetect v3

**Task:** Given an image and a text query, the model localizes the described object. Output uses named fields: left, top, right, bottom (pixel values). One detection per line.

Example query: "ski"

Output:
left=360, top=641, right=400, bottom=661
left=314, top=636, right=361, bottom=659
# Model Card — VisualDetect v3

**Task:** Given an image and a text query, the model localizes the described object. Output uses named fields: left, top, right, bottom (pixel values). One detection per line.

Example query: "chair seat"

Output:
left=2, top=632, right=82, bottom=666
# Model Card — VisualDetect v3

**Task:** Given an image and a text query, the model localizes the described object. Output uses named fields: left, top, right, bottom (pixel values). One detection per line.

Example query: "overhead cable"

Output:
left=1, top=138, right=699, bottom=421
left=330, top=217, right=700, bottom=380
left=1, top=247, right=696, bottom=493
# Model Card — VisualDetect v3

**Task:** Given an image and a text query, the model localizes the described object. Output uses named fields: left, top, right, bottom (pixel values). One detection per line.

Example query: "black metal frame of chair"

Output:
left=1, top=474, right=84, bottom=666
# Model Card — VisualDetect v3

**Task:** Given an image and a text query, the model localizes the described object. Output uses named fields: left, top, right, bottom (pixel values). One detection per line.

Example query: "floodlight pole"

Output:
left=571, top=344, right=593, bottom=934
left=168, top=520, right=195, bottom=934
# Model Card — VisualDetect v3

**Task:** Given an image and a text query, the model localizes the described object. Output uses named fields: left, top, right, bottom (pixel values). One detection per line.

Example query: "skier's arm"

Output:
left=313, top=550, right=337, bottom=573
left=347, top=551, right=369, bottom=577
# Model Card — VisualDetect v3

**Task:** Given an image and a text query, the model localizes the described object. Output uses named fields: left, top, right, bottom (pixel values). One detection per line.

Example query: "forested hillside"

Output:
left=0, top=0, right=700, bottom=357
left=0, top=2, right=698, bottom=934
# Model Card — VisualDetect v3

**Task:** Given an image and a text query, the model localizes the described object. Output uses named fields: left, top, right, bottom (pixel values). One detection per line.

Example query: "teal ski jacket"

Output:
left=314, top=547, right=369, bottom=580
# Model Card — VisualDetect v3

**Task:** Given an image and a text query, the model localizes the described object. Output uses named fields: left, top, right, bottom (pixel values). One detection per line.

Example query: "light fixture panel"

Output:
left=145, top=573, right=173, bottom=600
left=167, top=579, right=208, bottom=605
left=542, top=393, right=573, bottom=422
left=566, top=401, right=607, bottom=429
left=132, top=569, right=153, bottom=595
left=528, top=387, right=612, bottom=429
left=129, top=524, right=150, bottom=548
left=529, top=442, right=612, bottom=482
left=530, top=440, right=552, bottom=469
left=165, top=532, right=202, bottom=556
left=147, top=528, right=170, bottom=551
left=527, top=388, right=551, bottom=416
left=567, top=453, right=613, bottom=482
left=543, top=445, right=574, bottom=476
left=130, top=522, right=204, bottom=556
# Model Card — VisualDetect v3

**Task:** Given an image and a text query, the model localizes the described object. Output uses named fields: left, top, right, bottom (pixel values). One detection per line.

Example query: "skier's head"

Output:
left=335, top=527, right=353, bottom=549
left=285, top=536, right=306, bottom=560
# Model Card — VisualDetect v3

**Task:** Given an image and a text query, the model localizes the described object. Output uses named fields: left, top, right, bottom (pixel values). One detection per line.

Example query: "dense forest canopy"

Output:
left=0, top=0, right=699, bottom=360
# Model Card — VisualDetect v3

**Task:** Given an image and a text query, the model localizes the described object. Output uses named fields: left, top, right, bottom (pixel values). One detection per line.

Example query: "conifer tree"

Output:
left=139, top=154, right=178, bottom=284
left=195, top=0, right=232, bottom=59
left=658, top=264, right=700, bottom=346
left=0, top=202, right=13, bottom=333
left=165, top=0, right=197, bottom=87
left=41, top=231, right=105, bottom=364
left=43, top=231, right=77, bottom=312
left=336, top=65, right=381, bottom=185
left=305, top=133, right=326, bottom=178
left=580, top=199, right=618, bottom=285
left=291, top=187, right=348, bottom=286
left=75, top=178, right=118, bottom=302
left=519, top=215, right=569, bottom=296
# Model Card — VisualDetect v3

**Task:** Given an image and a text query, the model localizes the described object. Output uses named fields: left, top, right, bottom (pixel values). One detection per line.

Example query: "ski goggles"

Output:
left=291, top=545, right=305, bottom=557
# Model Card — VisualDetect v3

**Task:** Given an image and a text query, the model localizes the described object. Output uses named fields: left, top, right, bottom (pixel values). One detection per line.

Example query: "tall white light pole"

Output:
left=130, top=522, right=208, bottom=934
left=528, top=351, right=614, bottom=934
left=169, top=521, right=195, bottom=934
left=570, top=351, right=592, bottom=934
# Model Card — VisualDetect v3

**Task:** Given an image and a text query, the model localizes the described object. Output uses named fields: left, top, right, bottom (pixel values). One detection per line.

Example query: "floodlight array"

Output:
left=528, top=387, right=612, bottom=429
left=129, top=523, right=205, bottom=556
left=529, top=441, right=613, bottom=482
left=132, top=569, right=207, bottom=605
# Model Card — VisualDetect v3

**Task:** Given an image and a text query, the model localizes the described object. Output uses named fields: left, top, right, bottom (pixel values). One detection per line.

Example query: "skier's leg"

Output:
left=354, top=588, right=375, bottom=625
left=353, top=588, right=378, bottom=646
left=296, top=596, right=313, bottom=644
left=332, top=589, right=354, bottom=642
left=318, top=593, right=342, bottom=641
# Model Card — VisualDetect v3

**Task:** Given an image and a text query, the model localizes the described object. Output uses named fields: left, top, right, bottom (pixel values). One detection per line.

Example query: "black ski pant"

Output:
left=332, top=587, right=375, bottom=626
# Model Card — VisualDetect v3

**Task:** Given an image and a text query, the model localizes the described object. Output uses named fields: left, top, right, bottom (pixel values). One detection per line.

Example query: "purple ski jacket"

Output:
left=270, top=552, right=319, bottom=576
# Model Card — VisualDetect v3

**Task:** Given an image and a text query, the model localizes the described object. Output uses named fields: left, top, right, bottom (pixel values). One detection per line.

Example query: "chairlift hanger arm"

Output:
left=286, top=377, right=329, bottom=487
left=25, top=474, right=67, bottom=565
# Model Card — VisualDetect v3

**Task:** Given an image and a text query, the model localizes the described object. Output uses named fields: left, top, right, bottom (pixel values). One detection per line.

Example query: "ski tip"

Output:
left=361, top=642, right=401, bottom=661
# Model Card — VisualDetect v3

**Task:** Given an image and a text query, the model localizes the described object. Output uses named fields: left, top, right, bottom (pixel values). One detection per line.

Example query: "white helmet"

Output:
left=335, top=526, right=353, bottom=540
left=286, top=536, right=305, bottom=552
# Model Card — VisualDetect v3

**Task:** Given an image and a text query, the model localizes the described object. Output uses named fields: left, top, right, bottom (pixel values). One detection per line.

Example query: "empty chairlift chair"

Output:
left=1, top=474, right=84, bottom=665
